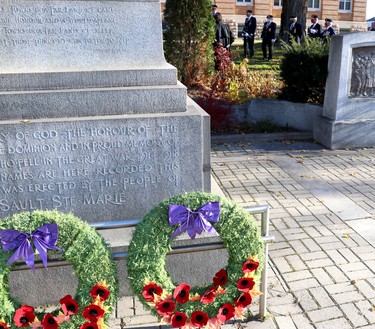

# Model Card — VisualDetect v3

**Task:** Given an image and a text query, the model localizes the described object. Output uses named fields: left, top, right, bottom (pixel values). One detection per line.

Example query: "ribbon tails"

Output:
left=0, top=223, right=63, bottom=270
left=169, top=202, right=221, bottom=239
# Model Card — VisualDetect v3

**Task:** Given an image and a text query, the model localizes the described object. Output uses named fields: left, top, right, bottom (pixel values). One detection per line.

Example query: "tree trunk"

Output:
left=279, top=0, right=309, bottom=42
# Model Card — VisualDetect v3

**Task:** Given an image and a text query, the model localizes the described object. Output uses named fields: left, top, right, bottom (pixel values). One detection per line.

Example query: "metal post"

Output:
left=259, top=207, right=270, bottom=319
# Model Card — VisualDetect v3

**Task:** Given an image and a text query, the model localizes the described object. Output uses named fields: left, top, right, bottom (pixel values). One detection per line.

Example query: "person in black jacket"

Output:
left=322, top=18, right=335, bottom=39
left=242, top=10, right=257, bottom=58
left=261, top=15, right=276, bottom=61
left=214, top=13, right=233, bottom=50
left=308, top=14, right=322, bottom=38
left=288, top=15, right=303, bottom=44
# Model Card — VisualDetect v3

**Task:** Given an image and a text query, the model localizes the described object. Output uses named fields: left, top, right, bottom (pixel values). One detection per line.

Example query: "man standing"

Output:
left=242, top=10, right=257, bottom=58
left=211, top=4, right=218, bottom=17
left=288, top=15, right=303, bottom=44
left=322, top=18, right=335, bottom=39
left=308, top=14, right=322, bottom=38
left=261, top=15, right=276, bottom=61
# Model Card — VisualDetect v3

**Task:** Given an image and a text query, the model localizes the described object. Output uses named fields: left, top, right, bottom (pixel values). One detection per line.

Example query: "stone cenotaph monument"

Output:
left=0, top=0, right=211, bottom=222
left=314, top=32, right=375, bottom=149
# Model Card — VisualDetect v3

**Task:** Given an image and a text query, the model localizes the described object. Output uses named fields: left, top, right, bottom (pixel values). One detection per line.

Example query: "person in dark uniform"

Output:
left=288, top=15, right=303, bottom=44
left=242, top=10, right=257, bottom=58
left=214, top=13, right=232, bottom=50
left=322, top=18, right=335, bottom=39
left=211, top=4, right=218, bottom=17
left=308, top=14, right=322, bottom=38
left=261, top=15, right=276, bottom=61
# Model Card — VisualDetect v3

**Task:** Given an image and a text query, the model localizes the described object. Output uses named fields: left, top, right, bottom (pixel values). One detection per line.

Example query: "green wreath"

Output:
left=0, top=210, right=118, bottom=329
left=127, top=192, right=264, bottom=328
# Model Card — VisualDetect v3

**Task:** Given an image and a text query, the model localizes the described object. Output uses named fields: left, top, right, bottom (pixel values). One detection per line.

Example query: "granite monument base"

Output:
left=314, top=115, right=375, bottom=149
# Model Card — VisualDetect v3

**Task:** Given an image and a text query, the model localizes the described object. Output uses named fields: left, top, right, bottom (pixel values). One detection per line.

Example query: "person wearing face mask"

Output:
left=308, top=14, right=322, bottom=38
left=288, top=15, right=303, bottom=44
left=322, top=18, right=335, bottom=39
left=242, top=10, right=257, bottom=58
left=261, top=15, right=276, bottom=61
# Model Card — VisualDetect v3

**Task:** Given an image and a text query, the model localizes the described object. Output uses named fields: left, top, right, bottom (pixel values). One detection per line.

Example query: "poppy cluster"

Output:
left=2, top=282, right=111, bottom=329
left=141, top=257, right=260, bottom=329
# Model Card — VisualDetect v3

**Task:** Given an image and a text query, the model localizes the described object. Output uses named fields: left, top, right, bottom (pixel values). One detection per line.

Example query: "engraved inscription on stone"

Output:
left=0, top=1, right=164, bottom=72
left=0, top=119, right=202, bottom=221
left=350, top=47, right=375, bottom=97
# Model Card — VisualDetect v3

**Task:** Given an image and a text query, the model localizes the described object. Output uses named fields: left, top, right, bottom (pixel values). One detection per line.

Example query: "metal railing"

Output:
left=12, top=205, right=275, bottom=318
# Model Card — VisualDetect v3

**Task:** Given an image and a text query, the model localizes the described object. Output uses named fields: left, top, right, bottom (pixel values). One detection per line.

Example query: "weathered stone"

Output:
left=314, top=32, right=375, bottom=149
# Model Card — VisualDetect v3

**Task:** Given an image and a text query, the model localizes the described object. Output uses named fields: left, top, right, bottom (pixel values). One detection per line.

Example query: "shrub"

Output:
left=279, top=37, right=330, bottom=104
left=163, top=0, right=214, bottom=87
left=210, top=46, right=281, bottom=104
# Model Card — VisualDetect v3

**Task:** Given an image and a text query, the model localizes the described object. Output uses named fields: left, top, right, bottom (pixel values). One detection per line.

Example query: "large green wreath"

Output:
left=127, top=192, right=264, bottom=328
left=0, top=210, right=118, bottom=329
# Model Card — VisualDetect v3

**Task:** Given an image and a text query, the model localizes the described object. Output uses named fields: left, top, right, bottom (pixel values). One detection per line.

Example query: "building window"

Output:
left=308, top=0, right=320, bottom=10
left=273, top=0, right=282, bottom=7
left=236, top=0, right=252, bottom=4
left=339, top=0, right=351, bottom=11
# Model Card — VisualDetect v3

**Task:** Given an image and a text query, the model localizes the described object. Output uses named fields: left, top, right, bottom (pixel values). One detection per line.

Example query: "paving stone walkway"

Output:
left=113, top=133, right=375, bottom=329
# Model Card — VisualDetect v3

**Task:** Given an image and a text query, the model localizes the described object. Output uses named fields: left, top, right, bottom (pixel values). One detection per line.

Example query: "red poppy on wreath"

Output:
left=90, top=282, right=110, bottom=302
left=213, top=268, right=228, bottom=287
left=235, top=293, right=252, bottom=308
left=80, top=322, right=99, bottom=329
left=190, top=310, right=209, bottom=328
left=82, top=304, right=105, bottom=322
left=242, top=259, right=259, bottom=273
left=142, top=282, right=163, bottom=302
left=41, top=313, right=58, bottom=329
left=14, top=305, right=36, bottom=327
left=173, top=283, right=191, bottom=304
left=200, top=286, right=217, bottom=304
left=60, top=295, right=79, bottom=316
left=0, top=321, right=9, bottom=329
left=237, top=277, right=255, bottom=292
left=170, top=312, right=188, bottom=328
left=217, top=303, right=235, bottom=323
left=155, top=299, right=176, bottom=316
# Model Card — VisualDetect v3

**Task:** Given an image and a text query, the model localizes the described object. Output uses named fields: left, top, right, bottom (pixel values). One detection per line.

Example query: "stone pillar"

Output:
left=0, top=0, right=211, bottom=304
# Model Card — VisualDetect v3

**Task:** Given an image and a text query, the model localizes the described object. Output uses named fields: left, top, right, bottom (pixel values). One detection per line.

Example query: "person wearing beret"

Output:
left=308, top=14, right=322, bottom=38
left=242, top=10, right=257, bottom=58
left=288, top=15, right=303, bottom=44
left=211, top=4, right=218, bottom=17
left=322, top=18, right=335, bottom=38
left=261, top=15, right=277, bottom=61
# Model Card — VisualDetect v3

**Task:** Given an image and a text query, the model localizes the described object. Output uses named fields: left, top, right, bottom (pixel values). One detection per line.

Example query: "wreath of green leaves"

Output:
left=0, top=210, right=118, bottom=328
left=127, top=192, right=264, bottom=320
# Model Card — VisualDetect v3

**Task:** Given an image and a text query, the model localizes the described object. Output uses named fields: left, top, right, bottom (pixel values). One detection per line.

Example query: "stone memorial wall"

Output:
left=314, top=32, right=375, bottom=149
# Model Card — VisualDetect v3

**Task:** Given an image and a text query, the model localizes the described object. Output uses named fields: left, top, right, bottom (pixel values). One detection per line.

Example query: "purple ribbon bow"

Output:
left=0, top=223, right=62, bottom=270
left=168, top=202, right=221, bottom=239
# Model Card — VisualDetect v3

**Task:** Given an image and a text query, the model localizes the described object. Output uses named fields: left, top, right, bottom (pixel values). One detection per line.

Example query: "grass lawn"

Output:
left=230, top=39, right=284, bottom=73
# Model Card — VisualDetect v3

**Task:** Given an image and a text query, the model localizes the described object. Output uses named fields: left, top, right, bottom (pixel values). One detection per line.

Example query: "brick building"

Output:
left=161, top=0, right=367, bottom=29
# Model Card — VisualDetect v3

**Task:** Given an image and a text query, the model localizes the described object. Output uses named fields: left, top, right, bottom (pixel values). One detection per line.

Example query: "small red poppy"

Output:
left=82, top=304, right=105, bottom=322
left=90, top=283, right=110, bottom=301
left=235, top=293, right=252, bottom=308
left=237, top=277, right=255, bottom=292
left=242, top=260, right=259, bottom=273
left=217, top=303, right=235, bottom=323
left=142, top=283, right=163, bottom=302
left=0, top=321, right=10, bottom=329
left=173, top=283, right=191, bottom=304
left=80, top=323, right=99, bottom=329
left=214, top=268, right=228, bottom=287
left=155, top=299, right=176, bottom=315
left=170, top=312, right=188, bottom=328
left=213, top=268, right=228, bottom=287
left=60, top=295, right=79, bottom=316
left=41, top=313, right=58, bottom=329
left=200, top=286, right=216, bottom=304
left=190, top=310, right=209, bottom=328
left=14, top=305, right=36, bottom=327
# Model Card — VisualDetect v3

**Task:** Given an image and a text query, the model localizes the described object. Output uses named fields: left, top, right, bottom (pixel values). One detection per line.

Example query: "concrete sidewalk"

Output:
left=113, top=134, right=375, bottom=329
